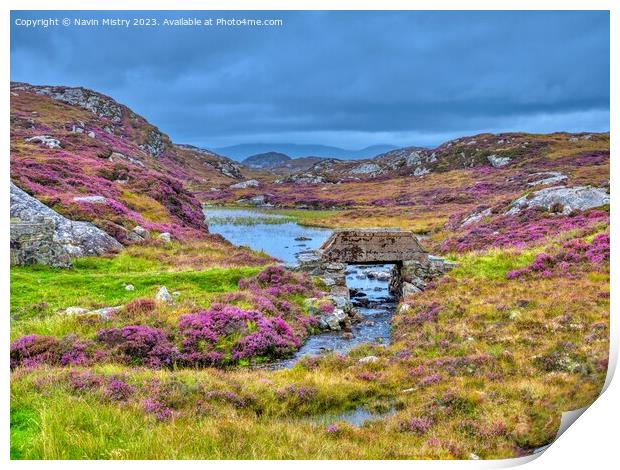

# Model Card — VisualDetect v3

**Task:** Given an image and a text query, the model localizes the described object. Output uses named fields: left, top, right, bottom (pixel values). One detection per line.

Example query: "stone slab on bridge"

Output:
left=319, top=229, right=427, bottom=264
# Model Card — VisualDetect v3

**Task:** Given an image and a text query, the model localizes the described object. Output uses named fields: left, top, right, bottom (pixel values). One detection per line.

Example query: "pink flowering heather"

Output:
left=59, top=339, right=92, bottom=366
left=319, top=302, right=335, bottom=314
left=420, top=374, right=442, bottom=386
left=232, top=316, right=300, bottom=361
left=10, top=335, right=60, bottom=369
left=227, top=265, right=326, bottom=341
left=142, top=397, right=175, bottom=421
left=325, top=424, right=341, bottom=434
left=67, top=371, right=105, bottom=392
left=401, top=302, right=442, bottom=326
left=506, top=233, right=610, bottom=279
left=238, top=265, right=319, bottom=298
left=441, top=208, right=608, bottom=253
left=96, top=325, right=177, bottom=368
left=401, top=416, right=433, bottom=434
left=103, top=379, right=136, bottom=402
left=178, top=305, right=299, bottom=366
left=10, top=86, right=209, bottom=243
left=276, top=384, right=318, bottom=403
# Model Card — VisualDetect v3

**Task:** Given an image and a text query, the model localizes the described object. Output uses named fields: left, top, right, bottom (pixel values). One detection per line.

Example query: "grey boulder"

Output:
left=507, top=186, right=609, bottom=215
left=10, top=182, right=122, bottom=261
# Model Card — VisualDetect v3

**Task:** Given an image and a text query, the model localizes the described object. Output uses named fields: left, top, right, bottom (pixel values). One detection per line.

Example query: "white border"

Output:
left=2, top=2, right=616, bottom=469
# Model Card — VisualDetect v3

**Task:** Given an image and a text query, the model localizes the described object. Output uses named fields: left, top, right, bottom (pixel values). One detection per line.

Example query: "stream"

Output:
left=204, top=207, right=397, bottom=367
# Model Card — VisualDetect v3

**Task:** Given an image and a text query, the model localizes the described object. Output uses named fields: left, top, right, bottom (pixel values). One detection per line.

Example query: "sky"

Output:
left=10, top=10, right=610, bottom=150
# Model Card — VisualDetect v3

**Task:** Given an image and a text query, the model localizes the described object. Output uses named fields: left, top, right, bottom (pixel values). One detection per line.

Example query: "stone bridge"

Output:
left=297, top=228, right=456, bottom=298
left=320, top=229, right=428, bottom=264
left=295, top=229, right=456, bottom=333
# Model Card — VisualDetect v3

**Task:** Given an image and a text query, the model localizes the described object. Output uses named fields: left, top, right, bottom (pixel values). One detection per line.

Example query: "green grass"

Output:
left=11, top=257, right=262, bottom=320
left=449, top=249, right=537, bottom=280
left=10, top=405, right=40, bottom=459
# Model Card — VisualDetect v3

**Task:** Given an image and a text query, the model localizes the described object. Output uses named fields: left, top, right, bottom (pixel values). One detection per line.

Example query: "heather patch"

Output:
left=11, top=264, right=324, bottom=369
left=10, top=335, right=61, bottom=369
left=440, top=208, right=608, bottom=253
left=96, top=326, right=178, bottom=368
left=506, top=233, right=609, bottom=280
left=178, top=305, right=300, bottom=366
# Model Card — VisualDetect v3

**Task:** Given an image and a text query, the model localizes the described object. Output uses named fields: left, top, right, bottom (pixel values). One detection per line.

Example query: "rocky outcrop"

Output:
left=72, top=195, right=107, bottom=204
left=10, top=182, right=122, bottom=265
left=10, top=219, right=72, bottom=268
left=460, top=208, right=492, bottom=227
left=507, top=186, right=610, bottom=215
left=140, top=129, right=166, bottom=157
left=296, top=253, right=357, bottom=331
left=13, top=83, right=124, bottom=123
left=230, top=179, right=260, bottom=189
left=487, top=154, right=511, bottom=167
left=155, top=286, right=174, bottom=303
left=174, top=144, right=244, bottom=179
left=24, top=135, right=61, bottom=149
left=527, top=171, right=567, bottom=187
left=215, top=162, right=243, bottom=179
left=349, top=163, right=382, bottom=175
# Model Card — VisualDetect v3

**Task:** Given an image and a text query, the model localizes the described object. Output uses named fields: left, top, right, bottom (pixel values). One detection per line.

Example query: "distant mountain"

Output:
left=268, top=156, right=327, bottom=176
left=214, top=143, right=397, bottom=161
left=242, top=152, right=291, bottom=169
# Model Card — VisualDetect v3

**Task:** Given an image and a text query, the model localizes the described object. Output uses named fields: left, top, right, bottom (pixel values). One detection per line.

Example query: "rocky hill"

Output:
left=269, top=133, right=609, bottom=184
left=242, top=151, right=291, bottom=169
left=9, top=82, right=257, bottom=243
left=268, top=156, right=327, bottom=175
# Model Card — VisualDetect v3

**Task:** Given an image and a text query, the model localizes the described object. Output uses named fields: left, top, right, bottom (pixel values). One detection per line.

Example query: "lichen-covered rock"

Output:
left=10, top=182, right=122, bottom=263
left=16, top=84, right=124, bottom=122
left=320, top=308, right=346, bottom=330
left=63, top=307, right=90, bottom=315
left=10, top=219, right=72, bottom=267
left=507, top=186, right=610, bottom=215
left=132, top=225, right=150, bottom=240
left=72, top=195, right=107, bottom=204
left=358, top=355, right=379, bottom=364
left=349, top=163, right=382, bottom=175
left=24, top=135, right=61, bottom=149
left=215, top=161, right=243, bottom=179
left=461, top=208, right=492, bottom=227
left=527, top=171, right=567, bottom=187
left=155, top=286, right=173, bottom=303
left=158, top=232, right=172, bottom=243
left=230, top=179, right=260, bottom=189
left=90, top=306, right=122, bottom=319
left=487, top=154, right=511, bottom=167
left=140, top=129, right=166, bottom=157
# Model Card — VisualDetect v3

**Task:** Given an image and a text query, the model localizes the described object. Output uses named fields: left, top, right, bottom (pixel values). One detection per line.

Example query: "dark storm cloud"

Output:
left=10, top=10, right=609, bottom=149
